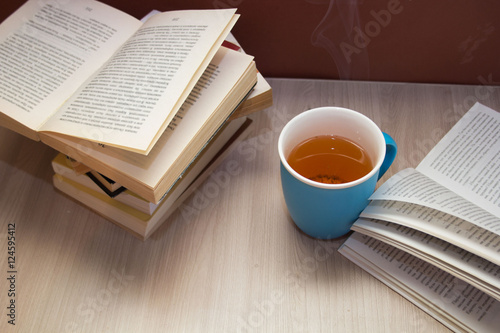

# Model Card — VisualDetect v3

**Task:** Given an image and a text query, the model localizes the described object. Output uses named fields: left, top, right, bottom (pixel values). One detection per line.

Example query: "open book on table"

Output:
left=41, top=43, right=257, bottom=204
left=339, top=102, right=500, bottom=332
left=0, top=0, right=239, bottom=154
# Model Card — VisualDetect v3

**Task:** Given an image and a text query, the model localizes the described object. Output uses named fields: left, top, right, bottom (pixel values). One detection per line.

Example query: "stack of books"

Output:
left=51, top=116, right=254, bottom=239
left=0, top=1, right=272, bottom=239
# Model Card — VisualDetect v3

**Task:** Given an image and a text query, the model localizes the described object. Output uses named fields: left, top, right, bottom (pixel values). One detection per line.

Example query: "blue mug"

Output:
left=278, top=107, right=397, bottom=239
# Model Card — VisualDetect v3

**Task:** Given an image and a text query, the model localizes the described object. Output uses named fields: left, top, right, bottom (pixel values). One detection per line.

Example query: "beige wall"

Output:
left=2, top=0, right=499, bottom=85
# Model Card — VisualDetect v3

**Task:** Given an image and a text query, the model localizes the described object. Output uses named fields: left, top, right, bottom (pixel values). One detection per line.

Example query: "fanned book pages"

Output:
left=339, top=103, right=500, bottom=332
left=340, top=234, right=500, bottom=333
left=0, top=0, right=239, bottom=154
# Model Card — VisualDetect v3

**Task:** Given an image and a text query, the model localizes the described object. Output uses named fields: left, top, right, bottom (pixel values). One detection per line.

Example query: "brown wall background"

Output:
left=2, top=0, right=499, bottom=85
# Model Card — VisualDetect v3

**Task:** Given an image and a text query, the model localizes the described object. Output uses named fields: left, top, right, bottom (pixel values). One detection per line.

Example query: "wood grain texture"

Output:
left=1, top=79, right=499, bottom=332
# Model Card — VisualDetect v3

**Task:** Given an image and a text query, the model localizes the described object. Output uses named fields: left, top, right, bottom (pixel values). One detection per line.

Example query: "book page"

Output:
left=40, top=47, right=255, bottom=203
left=0, top=0, right=141, bottom=131
left=352, top=218, right=500, bottom=296
left=339, top=233, right=500, bottom=332
left=360, top=200, right=500, bottom=265
left=416, top=103, right=500, bottom=217
left=368, top=168, right=500, bottom=235
left=40, top=9, right=238, bottom=154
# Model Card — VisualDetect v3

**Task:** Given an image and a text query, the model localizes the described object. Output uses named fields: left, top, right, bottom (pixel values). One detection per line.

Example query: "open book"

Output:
left=339, top=103, right=500, bottom=332
left=0, top=0, right=239, bottom=154
left=41, top=43, right=256, bottom=203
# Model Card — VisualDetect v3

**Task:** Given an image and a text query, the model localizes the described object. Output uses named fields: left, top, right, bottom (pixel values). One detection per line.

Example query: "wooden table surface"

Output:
left=1, top=78, right=499, bottom=332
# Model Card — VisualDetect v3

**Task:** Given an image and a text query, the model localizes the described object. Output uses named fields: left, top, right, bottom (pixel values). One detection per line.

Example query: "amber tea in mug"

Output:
left=287, top=134, right=373, bottom=184
left=279, top=107, right=397, bottom=239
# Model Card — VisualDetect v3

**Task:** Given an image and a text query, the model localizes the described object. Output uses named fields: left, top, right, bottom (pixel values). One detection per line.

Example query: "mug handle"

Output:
left=378, top=132, right=397, bottom=180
